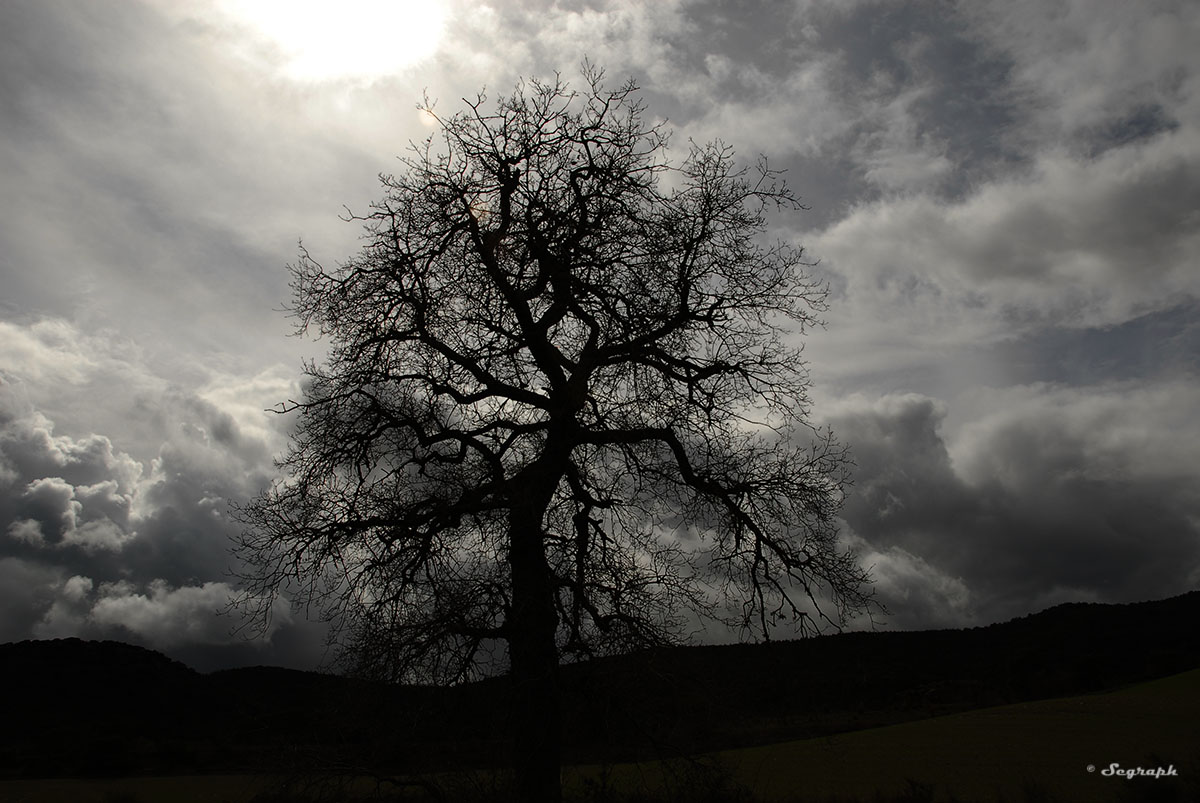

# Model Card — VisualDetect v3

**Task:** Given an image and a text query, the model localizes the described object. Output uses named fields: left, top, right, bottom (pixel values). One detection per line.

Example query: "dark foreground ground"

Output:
left=2, top=667, right=1198, bottom=803
left=1, top=592, right=1198, bottom=801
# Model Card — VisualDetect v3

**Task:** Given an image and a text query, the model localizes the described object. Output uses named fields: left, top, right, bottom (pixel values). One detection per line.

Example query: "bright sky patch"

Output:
left=215, top=0, right=448, bottom=82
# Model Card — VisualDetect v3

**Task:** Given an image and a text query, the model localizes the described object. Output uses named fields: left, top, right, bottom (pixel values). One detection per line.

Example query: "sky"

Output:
left=1, top=0, right=1197, bottom=673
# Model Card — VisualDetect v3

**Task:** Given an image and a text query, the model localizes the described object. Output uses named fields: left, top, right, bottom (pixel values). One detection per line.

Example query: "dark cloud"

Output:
left=1086, top=103, right=1181, bottom=156
left=0, top=370, right=324, bottom=670
left=815, top=0, right=1024, bottom=192
left=0, top=384, right=141, bottom=567
left=832, top=388, right=1200, bottom=627
left=0, top=557, right=62, bottom=642
left=986, top=300, right=1200, bottom=387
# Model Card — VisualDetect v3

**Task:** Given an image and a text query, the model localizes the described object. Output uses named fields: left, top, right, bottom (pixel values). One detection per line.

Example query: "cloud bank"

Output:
left=831, top=385, right=1200, bottom=628
left=0, top=323, right=317, bottom=670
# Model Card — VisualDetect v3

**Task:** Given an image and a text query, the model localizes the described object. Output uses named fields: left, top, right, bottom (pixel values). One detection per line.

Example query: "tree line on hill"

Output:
left=1, top=591, right=1197, bottom=779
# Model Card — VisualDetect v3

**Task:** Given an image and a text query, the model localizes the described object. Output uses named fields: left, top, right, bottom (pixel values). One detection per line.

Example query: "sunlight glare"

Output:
left=418, top=108, right=440, bottom=127
left=218, top=0, right=448, bottom=82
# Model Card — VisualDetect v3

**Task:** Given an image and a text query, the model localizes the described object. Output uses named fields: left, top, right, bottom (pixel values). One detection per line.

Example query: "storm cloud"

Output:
left=0, top=358, right=309, bottom=669
left=831, top=385, right=1200, bottom=628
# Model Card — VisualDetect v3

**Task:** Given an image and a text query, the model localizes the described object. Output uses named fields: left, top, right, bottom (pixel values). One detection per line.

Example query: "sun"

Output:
left=215, top=0, right=449, bottom=82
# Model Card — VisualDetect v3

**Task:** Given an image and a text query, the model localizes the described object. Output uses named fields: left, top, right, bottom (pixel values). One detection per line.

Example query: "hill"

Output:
left=554, top=591, right=1200, bottom=761
left=2, top=591, right=1198, bottom=778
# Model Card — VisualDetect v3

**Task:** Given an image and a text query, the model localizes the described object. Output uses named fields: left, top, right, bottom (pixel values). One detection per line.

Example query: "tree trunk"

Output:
left=507, top=502, right=562, bottom=803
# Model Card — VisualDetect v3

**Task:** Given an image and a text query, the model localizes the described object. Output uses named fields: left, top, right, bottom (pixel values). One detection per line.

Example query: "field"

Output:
left=0, top=774, right=272, bottom=803
left=3, top=668, right=1197, bottom=802
left=569, top=667, right=1200, bottom=801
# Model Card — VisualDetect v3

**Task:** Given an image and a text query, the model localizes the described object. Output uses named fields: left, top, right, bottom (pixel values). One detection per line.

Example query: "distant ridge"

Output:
left=3, top=591, right=1198, bottom=777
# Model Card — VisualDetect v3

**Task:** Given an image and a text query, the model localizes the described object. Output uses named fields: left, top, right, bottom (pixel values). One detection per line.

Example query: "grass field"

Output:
left=4, top=669, right=1198, bottom=802
left=0, top=774, right=274, bottom=803
left=568, top=668, right=1200, bottom=802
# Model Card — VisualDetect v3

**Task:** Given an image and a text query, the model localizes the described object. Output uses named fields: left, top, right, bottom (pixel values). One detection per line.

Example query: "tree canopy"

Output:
left=234, top=66, right=874, bottom=802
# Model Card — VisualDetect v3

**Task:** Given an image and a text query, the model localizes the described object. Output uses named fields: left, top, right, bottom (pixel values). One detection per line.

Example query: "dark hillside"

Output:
left=556, top=592, right=1200, bottom=761
left=2, top=591, right=1198, bottom=777
left=0, top=639, right=205, bottom=776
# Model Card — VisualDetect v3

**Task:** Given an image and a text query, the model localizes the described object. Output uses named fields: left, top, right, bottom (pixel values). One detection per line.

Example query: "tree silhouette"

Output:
left=234, top=66, right=873, bottom=803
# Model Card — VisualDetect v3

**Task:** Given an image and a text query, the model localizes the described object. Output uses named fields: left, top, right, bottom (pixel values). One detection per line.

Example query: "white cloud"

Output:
left=0, top=319, right=283, bottom=475
left=515, top=0, right=692, bottom=84
left=197, top=364, right=300, bottom=458
left=852, top=86, right=953, bottom=192
left=7, top=476, right=134, bottom=553
left=29, top=574, right=276, bottom=647
left=8, top=519, right=45, bottom=547
left=0, top=333, right=300, bottom=649
left=949, top=380, right=1200, bottom=490
left=20, top=477, right=81, bottom=537
left=33, top=574, right=292, bottom=648
left=808, top=129, right=1200, bottom=390
left=678, top=57, right=854, bottom=159
left=845, top=532, right=973, bottom=630
left=0, top=320, right=107, bottom=386
left=964, top=0, right=1200, bottom=141
left=31, top=574, right=94, bottom=640
left=63, top=574, right=94, bottom=602
left=61, top=518, right=134, bottom=552
left=89, top=579, right=248, bottom=647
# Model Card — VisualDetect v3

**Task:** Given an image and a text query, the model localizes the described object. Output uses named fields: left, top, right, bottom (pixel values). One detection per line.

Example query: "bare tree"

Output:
left=234, top=66, right=874, bottom=803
